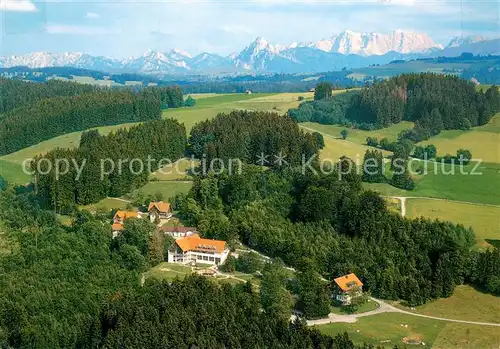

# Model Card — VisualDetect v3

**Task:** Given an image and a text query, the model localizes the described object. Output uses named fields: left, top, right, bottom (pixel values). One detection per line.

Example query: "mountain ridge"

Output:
left=1, top=30, right=498, bottom=74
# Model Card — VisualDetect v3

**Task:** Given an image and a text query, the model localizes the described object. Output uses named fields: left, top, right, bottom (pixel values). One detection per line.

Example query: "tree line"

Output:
left=0, top=188, right=388, bottom=348
left=188, top=110, right=321, bottom=168
left=175, top=159, right=499, bottom=307
left=32, top=118, right=186, bottom=213
left=289, top=75, right=500, bottom=137
left=0, top=80, right=186, bottom=155
left=0, top=77, right=99, bottom=114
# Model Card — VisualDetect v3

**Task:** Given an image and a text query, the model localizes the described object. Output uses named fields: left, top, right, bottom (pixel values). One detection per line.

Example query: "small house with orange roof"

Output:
left=332, top=273, right=363, bottom=305
left=113, top=210, right=142, bottom=224
left=167, top=234, right=229, bottom=266
left=148, top=201, right=172, bottom=222
left=111, top=223, right=124, bottom=238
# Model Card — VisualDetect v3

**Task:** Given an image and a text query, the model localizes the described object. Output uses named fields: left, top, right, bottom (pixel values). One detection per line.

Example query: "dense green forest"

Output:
left=188, top=110, right=321, bottom=167
left=289, top=74, right=500, bottom=137
left=0, top=189, right=381, bottom=348
left=32, top=119, right=186, bottom=212
left=0, top=77, right=99, bottom=113
left=0, top=79, right=185, bottom=155
left=175, top=161, right=500, bottom=305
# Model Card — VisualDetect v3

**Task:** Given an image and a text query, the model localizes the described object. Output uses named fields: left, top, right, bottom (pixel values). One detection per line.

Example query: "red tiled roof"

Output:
left=114, top=211, right=140, bottom=220
left=112, top=223, right=124, bottom=231
left=175, top=234, right=226, bottom=254
left=148, top=201, right=171, bottom=213
left=334, top=273, right=363, bottom=292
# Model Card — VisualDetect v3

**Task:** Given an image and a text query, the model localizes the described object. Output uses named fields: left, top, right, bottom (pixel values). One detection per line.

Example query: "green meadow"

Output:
left=162, top=92, right=312, bottom=131
left=395, top=285, right=500, bottom=324
left=317, top=312, right=500, bottom=349
left=405, top=198, right=500, bottom=248
left=420, top=113, right=500, bottom=164
left=0, top=159, right=31, bottom=184
left=365, top=161, right=500, bottom=206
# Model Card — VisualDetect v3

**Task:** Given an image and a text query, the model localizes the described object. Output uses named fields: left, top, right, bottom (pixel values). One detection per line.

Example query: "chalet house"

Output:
left=168, top=234, right=229, bottom=266
left=159, top=226, right=198, bottom=239
left=113, top=210, right=142, bottom=224
left=111, top=223, right=124, bottom=238
left=148, top=201, right=172, bottom=222
left=332, top=273, right=363, bottom=305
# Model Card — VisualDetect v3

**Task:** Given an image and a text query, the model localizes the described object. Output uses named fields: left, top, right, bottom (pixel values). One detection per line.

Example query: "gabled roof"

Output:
left=334, top=273, right=363, bottom=292
left=175, top=234, right=226, bottom=254
left=112, top=223, right=124, bottom=231
left=114, top=211, right=140, bottom=220
left=148, top=201, right=171, bottom=213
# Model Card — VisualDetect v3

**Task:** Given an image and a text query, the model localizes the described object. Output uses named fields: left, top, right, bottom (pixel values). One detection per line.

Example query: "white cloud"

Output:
left=221, top=24, right=253, bottom=34
left=85, top=12, right=100, bottom=19
left=46, top=24, right=114, bottom=35
left=379, top=0, right=416, bottom=5
left=0, top=0, right=37, bottom=12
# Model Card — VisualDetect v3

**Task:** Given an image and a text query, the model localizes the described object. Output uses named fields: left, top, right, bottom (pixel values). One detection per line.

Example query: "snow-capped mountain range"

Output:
left=1, top=31, right=498, bottom=74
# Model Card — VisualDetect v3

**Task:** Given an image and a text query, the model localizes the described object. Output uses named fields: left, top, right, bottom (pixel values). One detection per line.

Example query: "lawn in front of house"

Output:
left=329, top=299, right=379, bottom=315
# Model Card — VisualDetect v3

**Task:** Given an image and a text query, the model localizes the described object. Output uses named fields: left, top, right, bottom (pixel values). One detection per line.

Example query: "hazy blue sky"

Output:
left=1, top=0, right=498, bottom=57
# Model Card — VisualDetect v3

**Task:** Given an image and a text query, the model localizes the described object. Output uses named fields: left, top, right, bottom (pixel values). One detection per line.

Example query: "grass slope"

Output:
left=0, top=159, right=30, bottom=184
left=300, top=121, right=414, bottom=144
left=317, top=312, right=500, bottom=349
left=406, top=198, right=500, bottom=248
left=421, top=113, right=500, bottom=164
left=365, top=161, right=500, bottom=205
left=163, top=92, right=311, bottom=131
left=395, top=285, right=500, bottom=324
left=130, top=181, right=193, bottom=200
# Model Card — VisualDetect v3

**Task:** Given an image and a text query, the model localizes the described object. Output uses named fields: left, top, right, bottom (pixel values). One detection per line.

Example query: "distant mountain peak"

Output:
left=447, top=35, right=488, bottom=48
left=1, top=30, right=498, bottom=74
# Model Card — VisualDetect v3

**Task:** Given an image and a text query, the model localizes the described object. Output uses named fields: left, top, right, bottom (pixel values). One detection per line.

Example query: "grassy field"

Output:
left=0, top=159, right=31, bottom=184
left=365, top=161, right=500, bottom=206
left=420, top=113, right=500, bottom=163
left=163, top=92, right=313, bottom=131
left=317, top=312, right=500, bottom=348
left=300, top=121, right=414, bottom=145
left=405, top=198, right=500, bottom=248
left=395, top=285, right=500, bottom=324
left=145, top=262, right=193, bottom=281
left=129, top=181, right=193, bottom=201
left=317, top=136, right=391, bottom=163
left=1, top=122, right=141, bottom=165
left=300, top=121, right=412, bottom=162
left=330, top=299, right=379, bottom=315
left=81, top=197, right=130, bottom=213
left=151, top=158, right=199, bottom=181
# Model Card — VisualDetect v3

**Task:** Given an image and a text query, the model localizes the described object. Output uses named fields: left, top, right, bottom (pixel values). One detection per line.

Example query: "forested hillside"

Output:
left=289, top=74, right=500, bottom=139
left=189, top=110, right=321, bottom=167
left=32, top=119, right=186, bottom=212
left=0, top=189, right=373, bottom=348
left=0, top=77, right=99, bottom=113
left=175, top=161, right=500, bottom=305
left=0, top=79, right=186, bottom=156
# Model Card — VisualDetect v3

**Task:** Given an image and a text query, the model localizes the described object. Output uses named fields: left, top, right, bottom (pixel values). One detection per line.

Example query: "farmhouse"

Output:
left=148, top=201, right=173, bottom=222
left=159, top=225, right=198, bottom=239
left=111, top=223, right=124, bottom=238
left=332, top=273, right=363, bottom=305
left=113, top=210, right=142, bottom=224
left=168, top=234, right=229, bottom=266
